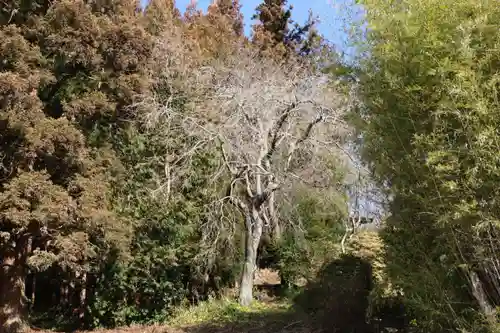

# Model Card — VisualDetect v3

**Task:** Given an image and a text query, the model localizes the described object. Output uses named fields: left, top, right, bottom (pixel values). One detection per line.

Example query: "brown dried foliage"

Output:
left=0, top=0, right=153, bottom=329
left=180, top=0, right=244, bottom=60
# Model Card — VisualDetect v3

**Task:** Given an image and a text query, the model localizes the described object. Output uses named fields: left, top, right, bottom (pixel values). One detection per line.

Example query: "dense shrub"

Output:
left=356, top=0, right=500, bottom=330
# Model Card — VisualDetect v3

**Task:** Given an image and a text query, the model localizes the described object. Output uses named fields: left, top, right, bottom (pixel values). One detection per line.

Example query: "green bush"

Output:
left=257, top=183, right=346, bottom=287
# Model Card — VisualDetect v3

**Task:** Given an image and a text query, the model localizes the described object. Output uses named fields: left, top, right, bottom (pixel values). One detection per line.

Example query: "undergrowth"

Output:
left=168, top=297, right=293, bottom=327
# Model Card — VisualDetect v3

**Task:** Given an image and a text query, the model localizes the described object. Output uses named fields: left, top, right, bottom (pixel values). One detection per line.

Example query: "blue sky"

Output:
left=141, top=0, right=359, bottom=56
left=175, top=1, right=339, bottom=36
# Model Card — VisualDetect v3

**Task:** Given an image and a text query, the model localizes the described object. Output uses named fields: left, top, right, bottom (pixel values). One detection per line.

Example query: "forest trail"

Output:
left=28, top=269, right=317, bottom=333
left=27, top=303, right=316, bottom=333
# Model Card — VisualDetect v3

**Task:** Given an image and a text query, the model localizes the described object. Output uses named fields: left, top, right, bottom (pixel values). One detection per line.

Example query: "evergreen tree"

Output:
left=0, top=0, right=152, bottom=331
left=144, top=0, right=181, bottom=35
left=251, top=0, right=322, bottom=60
left=208, top=0, right=244, bottom=37
left=182, top=0, right=243, bottom=59
left=252, top=0, right=292, bottom=47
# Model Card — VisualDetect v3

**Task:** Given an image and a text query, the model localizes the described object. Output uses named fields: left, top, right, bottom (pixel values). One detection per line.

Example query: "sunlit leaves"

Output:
left=357, top=0, right=500, bottom=330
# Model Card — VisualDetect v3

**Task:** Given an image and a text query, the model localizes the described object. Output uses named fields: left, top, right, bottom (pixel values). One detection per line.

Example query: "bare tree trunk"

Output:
left=30, top=275, right=36, bottom=310
left=61, top=282, right=69, bottom=306
left=469, top=269, right=496, bottom=321
left=0, top=238, right=29, bottom=333
left=341, top=216, right=357, bottom=254
left=77, top=271, right=87, bottom=323
left=239, top=210, right=263, bottom=306
left=269, top=192, right=280, bottom=240
left=239, top=239, right=256, bottom=306
left=26, top=239, right=34, bottom=311
left=69, top=272, right=76, bottom=306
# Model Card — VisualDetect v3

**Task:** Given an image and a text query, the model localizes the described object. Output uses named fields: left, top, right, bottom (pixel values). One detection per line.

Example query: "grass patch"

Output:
left=167, top=296, right=314, bottom=333
left=168, top=297, right=292, bottom=328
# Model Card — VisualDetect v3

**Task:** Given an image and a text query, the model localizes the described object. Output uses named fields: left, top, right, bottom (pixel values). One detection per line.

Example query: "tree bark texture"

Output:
left=469, top=269, right=496, bottom=321
left=0, top=238, right=29, bottom=333
left=239, top=209, right=263, bottom=306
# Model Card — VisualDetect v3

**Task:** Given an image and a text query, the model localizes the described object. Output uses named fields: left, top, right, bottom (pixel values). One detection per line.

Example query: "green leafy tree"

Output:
left=89, top=127, right=240, bottom=327
left=356, top=0, right=500, bottom=331
left=271, top=184, right=347, bottom=287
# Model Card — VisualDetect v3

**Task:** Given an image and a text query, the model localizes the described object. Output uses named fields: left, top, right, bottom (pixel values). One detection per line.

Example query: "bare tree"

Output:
left=140, top=46, right=351, bottom=305
left=337, top=140, right=388, bottom=254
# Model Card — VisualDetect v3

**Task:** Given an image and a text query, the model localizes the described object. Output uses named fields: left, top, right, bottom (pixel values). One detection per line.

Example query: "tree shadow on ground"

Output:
left=293, top=254, right=374, bottom=333
left=189, top=255, right=408, bottom=333
left=184, top=255, right=408, bottom=333
left=293, top=254, right=409, bottom=333
left=28, top=255, right=408, bottom=333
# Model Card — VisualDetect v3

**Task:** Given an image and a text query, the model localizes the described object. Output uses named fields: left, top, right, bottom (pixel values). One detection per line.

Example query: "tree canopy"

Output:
left=3, top=0, right=500, bottom=332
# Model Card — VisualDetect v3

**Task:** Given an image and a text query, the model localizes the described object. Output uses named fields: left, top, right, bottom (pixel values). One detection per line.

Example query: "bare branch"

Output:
left=244, top=168, right=254, bottom=199
left=265, top=102, right=296, bottom=162
left=219, top=139, right=237, bottom=175
left=136, top=39, right=354, bottom=300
